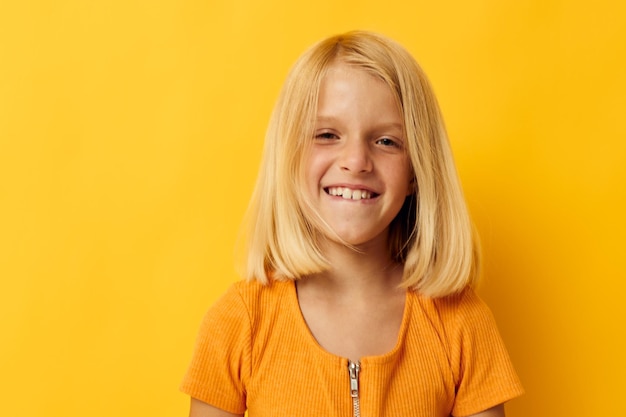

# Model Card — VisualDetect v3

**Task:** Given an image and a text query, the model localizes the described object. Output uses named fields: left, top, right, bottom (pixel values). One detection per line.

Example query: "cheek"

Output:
left=300, top=160, right=321, bottom=201
left=303, top=152, right=328, bottom=185
left=392, top=159, right=413, bottom=195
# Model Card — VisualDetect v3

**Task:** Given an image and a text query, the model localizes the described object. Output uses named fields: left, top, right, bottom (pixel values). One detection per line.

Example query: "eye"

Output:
left=376, top=137, right=400, bottom=147
left=315, top=131, right=339, bottom=140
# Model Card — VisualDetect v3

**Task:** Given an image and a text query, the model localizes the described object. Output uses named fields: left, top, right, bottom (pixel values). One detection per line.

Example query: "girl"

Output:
left=181, top=31, right=523, bottom=417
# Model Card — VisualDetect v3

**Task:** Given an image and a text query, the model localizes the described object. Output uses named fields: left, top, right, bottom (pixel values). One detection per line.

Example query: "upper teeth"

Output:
left=327, top=186, right=373, bottom=200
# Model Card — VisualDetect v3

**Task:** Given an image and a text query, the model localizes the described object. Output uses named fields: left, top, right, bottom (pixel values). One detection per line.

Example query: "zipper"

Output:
left=348, top=360, right=361, bottom=417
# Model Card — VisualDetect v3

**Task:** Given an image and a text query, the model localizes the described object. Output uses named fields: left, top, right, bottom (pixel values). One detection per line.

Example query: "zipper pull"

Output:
left=348, top=361, right=361, bottom=417
left=348, top=360, right=360, bottom=398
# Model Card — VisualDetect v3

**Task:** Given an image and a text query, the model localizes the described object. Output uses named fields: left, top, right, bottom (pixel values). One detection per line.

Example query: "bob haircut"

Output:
left=238, top=30, right=479, bottom=298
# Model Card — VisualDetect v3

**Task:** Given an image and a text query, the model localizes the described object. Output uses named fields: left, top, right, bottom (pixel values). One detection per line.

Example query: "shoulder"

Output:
left=409, top=287, right=495, bottom=329
left=227, top=278, right=293, bottom=309
left=413, top=287, right=496, bottom=329
left=437, top=288, right=507, bottom=354
left=408, top=287, right=510, bottom=379
left=193, top=280, right=279, bottom=339
left=231, top=278, right=293, bottom=299
left=180, top=279, right=296, bottom=412
left=431, top=287, right=487, bottom=310
left=209, top=279, right=294, bottom=331
left=410, top=288, right=524, bottom=415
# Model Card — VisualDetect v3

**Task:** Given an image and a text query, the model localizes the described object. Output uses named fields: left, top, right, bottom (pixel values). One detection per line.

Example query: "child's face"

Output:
left=303, top=62, right=412, bottom=250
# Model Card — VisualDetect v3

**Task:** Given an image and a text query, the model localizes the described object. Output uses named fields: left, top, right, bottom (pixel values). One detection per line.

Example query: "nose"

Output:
left=338, top=138, right=373, bottom=173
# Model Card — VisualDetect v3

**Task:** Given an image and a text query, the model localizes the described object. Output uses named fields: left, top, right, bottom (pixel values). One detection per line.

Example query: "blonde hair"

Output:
left=237, top=30, right=479, bottom=298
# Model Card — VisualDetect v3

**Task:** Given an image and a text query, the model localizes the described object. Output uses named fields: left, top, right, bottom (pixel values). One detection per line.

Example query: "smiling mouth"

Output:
left=325, top=186, right=378, bottom=200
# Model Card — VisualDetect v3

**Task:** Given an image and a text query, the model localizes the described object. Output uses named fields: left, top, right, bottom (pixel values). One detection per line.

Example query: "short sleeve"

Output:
left=180, top=285, right=251, bottom=414
left=448, top=290, right=524, bottom=416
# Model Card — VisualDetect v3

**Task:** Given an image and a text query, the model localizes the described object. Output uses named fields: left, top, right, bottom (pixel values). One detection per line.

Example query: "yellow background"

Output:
left=1, top=1, right=624, bottom=416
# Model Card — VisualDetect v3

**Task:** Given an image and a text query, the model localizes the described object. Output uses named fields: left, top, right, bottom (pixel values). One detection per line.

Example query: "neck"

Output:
left=298, top=236, right=405, bottom=298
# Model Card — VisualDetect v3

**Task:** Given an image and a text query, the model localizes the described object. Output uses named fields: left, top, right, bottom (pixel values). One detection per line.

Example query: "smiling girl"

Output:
left=181, top=31, right=523, bottom=417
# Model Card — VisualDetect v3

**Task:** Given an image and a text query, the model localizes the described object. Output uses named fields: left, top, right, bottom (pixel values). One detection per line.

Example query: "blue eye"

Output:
left=315, top=132, right=338, bottom=140
left=376, top=137, right=397, bottom=147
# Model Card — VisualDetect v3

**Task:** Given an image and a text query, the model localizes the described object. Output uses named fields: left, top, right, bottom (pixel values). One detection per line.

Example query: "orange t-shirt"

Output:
left=181, top=280, right=523, bottom=416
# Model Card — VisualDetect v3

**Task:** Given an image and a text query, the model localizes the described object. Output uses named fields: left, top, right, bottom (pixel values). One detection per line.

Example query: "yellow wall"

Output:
left=1, top=1, right=624, bottom=416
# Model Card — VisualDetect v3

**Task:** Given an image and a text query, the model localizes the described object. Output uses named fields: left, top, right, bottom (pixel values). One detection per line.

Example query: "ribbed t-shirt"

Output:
left=181, top=280, right=523, bottom=416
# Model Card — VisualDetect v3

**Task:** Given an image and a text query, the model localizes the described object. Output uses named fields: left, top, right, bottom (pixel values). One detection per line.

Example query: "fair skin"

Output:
left=188, top=62, right=506, bottom=417
left=297, top=62, right=411, bottom=361
left=304, top=64, right=412, bottom=250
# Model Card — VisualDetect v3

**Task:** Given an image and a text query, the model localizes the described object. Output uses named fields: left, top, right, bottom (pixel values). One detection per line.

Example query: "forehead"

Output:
left=315, top=63, right=403, bottom=127
left=319, top=62, right=390, bottom=94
